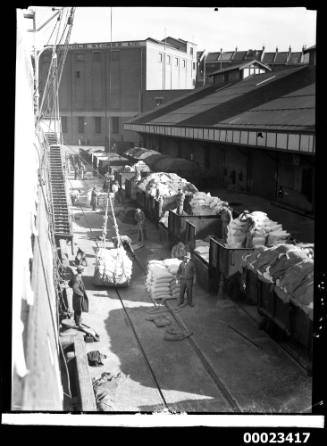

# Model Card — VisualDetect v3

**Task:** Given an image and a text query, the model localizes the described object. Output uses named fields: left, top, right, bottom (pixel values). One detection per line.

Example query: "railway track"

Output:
left=66, top=148, right=310, bottom=412
left=112, top=251, right=241, bottom=413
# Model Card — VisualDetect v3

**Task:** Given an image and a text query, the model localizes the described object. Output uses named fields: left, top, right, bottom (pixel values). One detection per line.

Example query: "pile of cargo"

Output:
left=242, top=243, right=314, bottom=318
left=227, top=211, right=290, bottom=248
left=122, top=160, right=151, bottom=173
left=188, top=192, right=229, bottom=215
left=136, top=172, right=198, bottom=198
left=145, top=258, right=182, bottom=301
left=93, top=247, right=133, bottom=286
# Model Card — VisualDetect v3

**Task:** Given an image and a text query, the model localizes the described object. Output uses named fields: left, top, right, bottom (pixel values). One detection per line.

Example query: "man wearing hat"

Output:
left=176, top=252, right=195, bottom=307
left=71, top=266, right=89, bottom=327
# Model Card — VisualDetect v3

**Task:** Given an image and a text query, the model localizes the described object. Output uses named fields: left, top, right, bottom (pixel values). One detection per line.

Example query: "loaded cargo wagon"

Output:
left=97, top=154, right=131, bottom=175
left=209, top=237, right=254, bottom=296
left=241, top=243, right=314, bottom=363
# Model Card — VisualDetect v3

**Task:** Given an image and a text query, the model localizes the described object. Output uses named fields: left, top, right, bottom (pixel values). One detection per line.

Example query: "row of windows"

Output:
left=61, top=116, right=120, bottom=134
left=158, top=53, right=196, bottom=70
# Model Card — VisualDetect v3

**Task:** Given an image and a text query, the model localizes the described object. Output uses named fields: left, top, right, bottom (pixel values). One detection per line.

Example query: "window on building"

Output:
left=167, top=55, right=171, bottom=64
left=112, top=51, right=120, bottom=61
left=75, top=71, right=80, bottom=79
left=182, top=59, right=186, bottom=68
left=78, top=117, right=85, bottom=134
left=190, top=47, right=194, bottom=56
left=175, top=57, right=179, bottom=66
left=112, top=117, right=119, bottom=134
left=155, top=97, right=163, bottom=106
left=61, top=116, right=67, bottom=133
left=158, top=53, right=163, bottom=62
left=94, top=117, right=101, bottom=134
left=93, top=51, right=102, bottom=62
left=192, top=62, right=196, bottom=70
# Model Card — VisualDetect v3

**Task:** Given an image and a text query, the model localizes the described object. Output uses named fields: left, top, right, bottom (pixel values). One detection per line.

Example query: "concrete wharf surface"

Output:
left=62, top=147, right=312, bottom=413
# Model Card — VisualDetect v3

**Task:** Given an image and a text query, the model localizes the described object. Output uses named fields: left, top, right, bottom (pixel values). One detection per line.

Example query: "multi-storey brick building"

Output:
left=39, top=37, right=197, bottom=146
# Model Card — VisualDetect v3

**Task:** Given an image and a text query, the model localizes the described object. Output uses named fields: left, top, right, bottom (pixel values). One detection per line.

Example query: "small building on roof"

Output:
left=208, top=60, right=271, bottom=85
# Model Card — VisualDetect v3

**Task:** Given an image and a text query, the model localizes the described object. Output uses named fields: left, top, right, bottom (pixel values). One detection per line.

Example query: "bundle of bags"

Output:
left=93, top=247, right=133, bottom=286
left=226, top=211, right=290, bottom=248
left=242, top=243, right=314, bottom=318
left=136, top=172, right=197, bottom=198
left=188, top=192, right=229, bottom=216
left=145, top=258, right=182, bottom=301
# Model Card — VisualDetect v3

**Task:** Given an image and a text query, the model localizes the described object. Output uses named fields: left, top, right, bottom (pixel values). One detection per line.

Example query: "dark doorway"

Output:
left=301, top=167, right=313, bottom=202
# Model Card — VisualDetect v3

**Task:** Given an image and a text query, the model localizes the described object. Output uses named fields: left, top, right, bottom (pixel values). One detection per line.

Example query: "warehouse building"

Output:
left=39, top=37, right=197, bottom=146
left=197, top=46, right=308, bottom=87
left=124, top=62, right=315, bottom=215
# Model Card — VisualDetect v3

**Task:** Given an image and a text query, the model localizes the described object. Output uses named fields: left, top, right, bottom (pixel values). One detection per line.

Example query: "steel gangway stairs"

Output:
left=49, top=144, right=74, bottom=254
left=45, top=132, right=58, bottom=146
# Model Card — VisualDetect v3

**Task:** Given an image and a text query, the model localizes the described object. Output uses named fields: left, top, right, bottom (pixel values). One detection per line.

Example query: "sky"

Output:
left=23, top=6, right=316, bottom=53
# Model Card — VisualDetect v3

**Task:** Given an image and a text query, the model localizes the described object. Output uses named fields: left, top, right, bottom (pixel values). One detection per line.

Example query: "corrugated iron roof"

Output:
left=232, top=51, right=247, bottom=60
left=206, top=52, right=221, bottom=63
left=128, top=66, right=314, bottom=133
left=219, top=51, right=234, bottom=61
left=262, top=52, right=276, bottom=64
left=287, top=52, right=303, bottom=64
left=274, top=52, right=289, bottom=64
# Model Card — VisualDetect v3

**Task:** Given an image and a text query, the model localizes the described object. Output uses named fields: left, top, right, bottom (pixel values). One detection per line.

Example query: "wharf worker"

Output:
left=221, top=206, right=233, bottom=242
left=158, top=194, right=164, bottom=218
left=112, top=180, right=120, bottom=205
left=108, top=169, right=115, bottom=192
left=75, top=247, right=88, bottom=267
left=176, top=252, right=195, bottom=307
left=176, top=188, right=186, bottom=215
left=103, top=172, right=110, bottom=192
left=134, top=208, right=146, bottom=243
left=80, top=161, right=86, bottom=180
left=71, top=189, right=80, bottom=206
left=112, top=235, right=135, bottom=258
left=71, top=266, right=89, bottom=327
left=74, top=164, right=80, bottom=180
left=134, top=168, right=142, bottom=182
left=90, top=187, right=98, bottom=211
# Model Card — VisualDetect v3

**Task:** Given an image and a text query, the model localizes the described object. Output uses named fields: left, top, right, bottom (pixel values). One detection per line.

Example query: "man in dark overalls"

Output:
left=72, top=266, right=89, bottom=327
left=176, top=252, right=195, bottom=308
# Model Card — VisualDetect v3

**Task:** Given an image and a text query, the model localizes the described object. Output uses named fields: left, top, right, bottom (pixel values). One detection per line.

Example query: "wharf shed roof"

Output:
left=262, top=52, right=276, bottom=64
left=232, top=51, right=247, bottom=61
left=287, top=52, right=303, bottom=64
left=206, top=52, right=221, bottom=63
left=274, top=52, right=289, bottom=64
left=219, top=51, right=234, bottom=61
left=128, top=65, right=315, bottom=133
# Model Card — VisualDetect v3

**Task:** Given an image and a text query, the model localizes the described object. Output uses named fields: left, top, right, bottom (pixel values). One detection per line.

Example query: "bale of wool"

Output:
left=93, top=247, right=132, bottom=286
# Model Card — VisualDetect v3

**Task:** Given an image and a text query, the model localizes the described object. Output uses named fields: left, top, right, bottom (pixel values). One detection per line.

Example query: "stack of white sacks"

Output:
left=189, top=192, right=229, bottom=215
left=146, top=258, right=182, bottom=301
left=94, top=247, right=133, bottom=286
left=137, top=172, right=197, bottom=197
left=227, top=211, right=290, bottom=248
